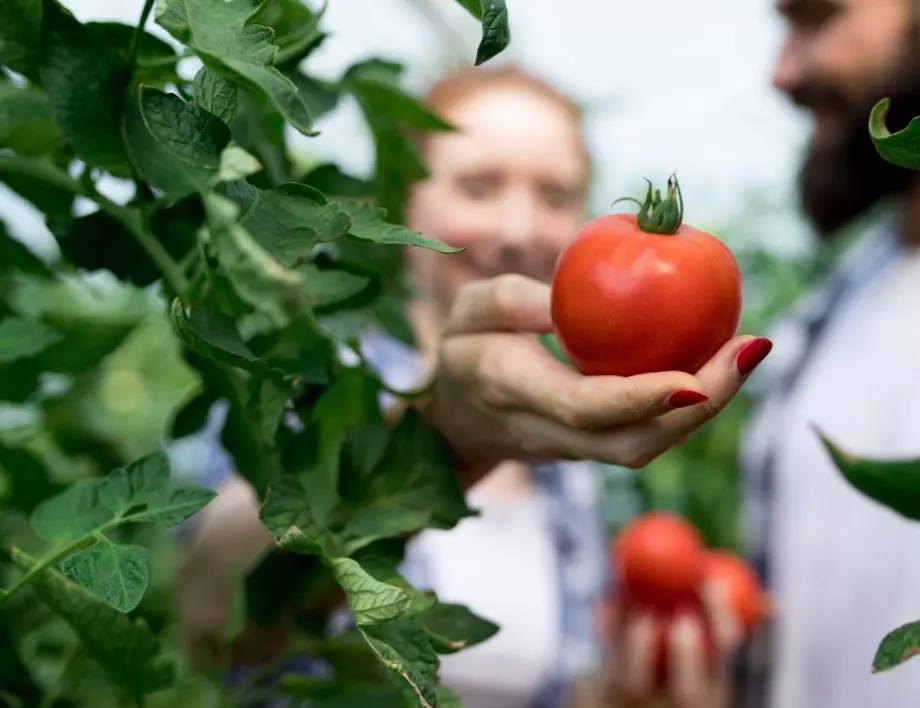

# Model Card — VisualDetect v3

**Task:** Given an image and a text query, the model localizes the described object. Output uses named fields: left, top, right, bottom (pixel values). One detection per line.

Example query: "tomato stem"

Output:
left=612, top=174, right=684, bottom=235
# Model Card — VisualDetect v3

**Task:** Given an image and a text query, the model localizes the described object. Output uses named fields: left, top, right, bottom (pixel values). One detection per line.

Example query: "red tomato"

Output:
left=551, top=176, right=743, bottom=377
left=703, top=550, right=770, bottom=636
left=614, top=511, right=705, bottom=610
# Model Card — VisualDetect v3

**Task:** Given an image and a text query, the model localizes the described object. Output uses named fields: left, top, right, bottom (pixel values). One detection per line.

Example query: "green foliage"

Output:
left=0, top=0, right=510, bottom=704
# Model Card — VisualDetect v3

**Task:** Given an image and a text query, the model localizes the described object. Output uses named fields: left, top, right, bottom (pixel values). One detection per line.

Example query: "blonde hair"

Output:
left=413, top=64, right=592, bottom=183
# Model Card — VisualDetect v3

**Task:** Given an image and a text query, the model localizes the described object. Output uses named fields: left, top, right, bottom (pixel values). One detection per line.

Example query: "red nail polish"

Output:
left=667, top=389, right=710, bottom=408
left=736, top=337, right=773, bottom=377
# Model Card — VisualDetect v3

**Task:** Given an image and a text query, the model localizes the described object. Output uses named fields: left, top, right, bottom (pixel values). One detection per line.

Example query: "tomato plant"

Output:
left=0, top=0, right=511, bottom=706
left=551, top=175, right=743, bottom=378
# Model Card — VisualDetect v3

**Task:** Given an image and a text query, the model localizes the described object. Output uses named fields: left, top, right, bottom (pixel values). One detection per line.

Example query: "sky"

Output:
left=2, top=0, right=816, bottom=256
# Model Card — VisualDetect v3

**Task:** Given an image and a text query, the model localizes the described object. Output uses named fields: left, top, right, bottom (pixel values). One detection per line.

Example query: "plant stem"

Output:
left=0, top=155, right=188, bottom=295
left=128, top=0, right=157, bottom=68
left=0, top=517, right=122, bottom=601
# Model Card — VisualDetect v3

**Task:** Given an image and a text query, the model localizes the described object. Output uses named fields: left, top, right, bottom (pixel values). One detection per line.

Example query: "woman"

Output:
left=178, top=64, right=771, bottom=707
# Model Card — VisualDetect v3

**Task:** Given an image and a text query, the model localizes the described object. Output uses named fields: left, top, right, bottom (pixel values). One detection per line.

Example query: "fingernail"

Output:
left=667, top=389, right=710, bottom=408
left=735, top=337, right=773, bottom=377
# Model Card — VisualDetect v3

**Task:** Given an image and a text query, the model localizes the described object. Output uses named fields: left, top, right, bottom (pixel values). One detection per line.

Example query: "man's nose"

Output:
left=772, top=38, right=808, bottom=97
left=496, top=192, right=538, bottom=248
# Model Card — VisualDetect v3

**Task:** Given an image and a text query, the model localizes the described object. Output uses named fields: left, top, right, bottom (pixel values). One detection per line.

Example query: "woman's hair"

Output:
left=413, top=64, right=591, bottom=178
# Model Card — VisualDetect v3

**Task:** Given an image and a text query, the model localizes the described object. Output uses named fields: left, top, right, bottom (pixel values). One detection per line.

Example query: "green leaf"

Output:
left=360, top=618, right=439, bottom=708
left=123, top=86, right=230, bottom=198
left=99, top=449, right=170, bottom=515
left=155, top=0, right=317, bottom=136
left=203, top=192, right=308, bottom=328
left=90, top=21, right=180, bottom=87
left=360, top=410, right=476, bottom=530
left=60, top=540, right=149, bottom=613
left=873, top=620, right=920, bottom=673
left=0, top=82, right=59, bottom=157
left=0, top=317, right=62, bottom=364
left=237, top=182, right=352, bottom=266
left=299, top=264, right=370, bottom=309
left=869, top=98, right=920, bottom=170
left=351, top=547, right=437, bottom=616
left=303, top=163, right=374, bottom=199
left=415, top=602, right=499, bottom=654
left=436, top=684, right=463, bottom=708
left=249, top=378, right=288, bottom=446
left=474, top=0, right=511, bottom=65
left=193, top=66, right=238, bottom=124
left=0, top=223, right=49, bottom=277
left=328, top=557, right=412, bottom=625
left=337, top=199, right=460, bottom=254
left=342, top=508, right=432, bottom=555
left=10, top=548, right=174, bottom=693
left=40, top=2, right=132, bottom=174
left=30, top=478, right=113, bottom=544
left=170, top=299, right=268, bottom=375
left=817, top=427, right=920, bottom=520
left=345, top=60, right=454, bottom=131
left=259, top=475, right=341, bottom=556
left=0, top=0, right=42, bottom=81
left=131, top=484, right=217, bottom=525
left=288, top=72, right=340, bottom=121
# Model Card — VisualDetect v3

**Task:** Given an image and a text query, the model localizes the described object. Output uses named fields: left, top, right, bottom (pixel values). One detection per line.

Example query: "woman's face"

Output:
left=406, top=84, right=588, bottom=314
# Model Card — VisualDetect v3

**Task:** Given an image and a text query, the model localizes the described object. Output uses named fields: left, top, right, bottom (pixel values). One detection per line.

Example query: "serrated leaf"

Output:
left=124, top=87, right=230, bottom=198
left=0, top=0, right=42, bottom=81
left=337, top=199, right=459, bottom=254
left=132, top=484, right=217, bottom=525
left=415, top=602, right=499, bottom=654
left=30, top=478, right=113, bottom=544
left=360, top=618, right=439, bottom=708
left=303, top=163, right=374, bottom=199
left=869, top=98, right=920, bottom=170
left=817, top=428, right=920, bottom=520
left=873, top=620, right=920, bottom=672
left=238, top=183, right=352, bottom=267
left=454, top=0, right=481, bottom=18
left=170, top=299, right=268, bottom=375
left=40, top=2, right=132, bottom=173
left=287, top=72, right=340, bottom=121
left=90, top=22, right=180, bottom=87
left=329, top=557, right=411, bottom=625
left=259, top=475, right=341, bottom=556
left=436, top=684, right=463, bottom=708
left=351, top=548, right=437, bottom=616
left=299, top=264, right=370, bottom=309
left=203, top=192, right=308, bottom=328
left=60, top=541, right=149, bottom=613
left=474, top=0, right=511, bottom=65
left=155, top=0, right=316, bottom=136
left=10, top=548, right=173, bottom=693
left=99, top=449, right=170, bottom=515
left=0, top=317, right=62, bottom=363
left=360, top=410, right=476, bottom=530
left=247, top=377, right=288, bottom=447
left=342, top=508, right=432, bottom=555
left=194, top=66, right=238, bottom=124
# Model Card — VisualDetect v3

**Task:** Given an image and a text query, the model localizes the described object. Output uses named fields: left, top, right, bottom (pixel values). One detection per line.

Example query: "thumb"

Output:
left=443, top=274, right=553, bottom=336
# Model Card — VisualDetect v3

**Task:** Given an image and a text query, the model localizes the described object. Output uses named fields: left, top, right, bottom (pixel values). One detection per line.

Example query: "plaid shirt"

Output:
left=733, top=220, right=902, bottom=708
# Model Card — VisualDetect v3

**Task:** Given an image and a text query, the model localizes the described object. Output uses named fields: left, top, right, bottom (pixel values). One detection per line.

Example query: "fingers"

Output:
left=669, top=613, right=708, bottom=708
left=442, top=274, right=553, bottom=335
left=472, top=336, right=708, bottom=430
left=617, top=613, right=658, bottom=697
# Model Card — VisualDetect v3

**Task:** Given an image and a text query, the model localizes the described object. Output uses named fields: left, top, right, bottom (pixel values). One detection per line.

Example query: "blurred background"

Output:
left=1, top=0, right=825, bottom=551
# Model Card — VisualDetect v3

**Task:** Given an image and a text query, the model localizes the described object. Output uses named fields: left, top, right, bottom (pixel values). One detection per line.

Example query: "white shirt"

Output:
left=761, top=243, right=920, bottom=708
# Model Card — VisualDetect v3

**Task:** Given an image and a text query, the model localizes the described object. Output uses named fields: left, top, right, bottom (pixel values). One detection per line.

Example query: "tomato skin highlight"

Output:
left=550, top=213, right=743, bottom=377
left=614, top=511, right=706, bottom=611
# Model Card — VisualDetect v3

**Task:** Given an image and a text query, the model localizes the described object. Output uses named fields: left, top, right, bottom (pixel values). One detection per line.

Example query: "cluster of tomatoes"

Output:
left=611, top=512, right=769, bottom=685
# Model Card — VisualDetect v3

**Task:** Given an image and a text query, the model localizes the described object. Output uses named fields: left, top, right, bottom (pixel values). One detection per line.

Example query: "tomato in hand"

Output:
left=550, top=175, right=743, bottom=377
left=614, top=511, right=705, bottom=611
left=703, top=550, right=770, bottom=636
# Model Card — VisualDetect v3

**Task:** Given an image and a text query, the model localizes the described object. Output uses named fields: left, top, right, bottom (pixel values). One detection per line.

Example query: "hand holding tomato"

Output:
left=599, top=513, right=769, bottom=708
left=421, top=249, right=771, bottom=482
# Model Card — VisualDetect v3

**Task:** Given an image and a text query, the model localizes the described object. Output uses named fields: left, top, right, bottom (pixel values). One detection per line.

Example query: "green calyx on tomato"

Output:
left=613, top=173, right=685, bottom=235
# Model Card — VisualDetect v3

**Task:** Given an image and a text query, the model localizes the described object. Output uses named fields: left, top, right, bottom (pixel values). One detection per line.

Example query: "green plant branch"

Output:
left=128, top=0, right=157, bottom=68
left=0, top=155, right=188, bottom=295
left=0, top=516, right=123, bottom=601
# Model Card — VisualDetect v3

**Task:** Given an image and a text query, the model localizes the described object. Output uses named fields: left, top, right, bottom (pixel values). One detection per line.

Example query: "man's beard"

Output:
left=795, top=34, right=920, bottom=239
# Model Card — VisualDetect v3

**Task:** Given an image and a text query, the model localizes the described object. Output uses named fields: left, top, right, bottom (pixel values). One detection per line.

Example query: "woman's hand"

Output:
left=420, top=273, right=771, bottom=481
